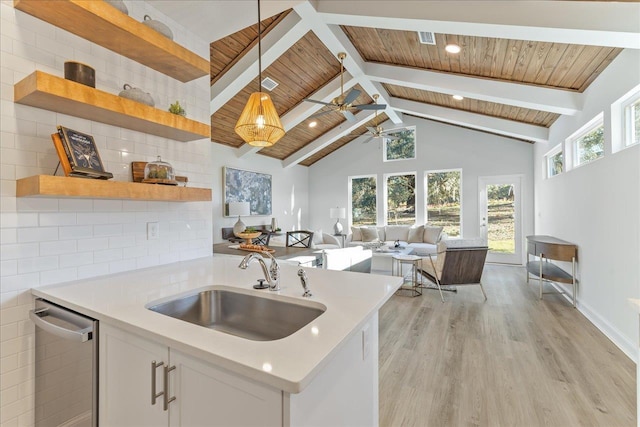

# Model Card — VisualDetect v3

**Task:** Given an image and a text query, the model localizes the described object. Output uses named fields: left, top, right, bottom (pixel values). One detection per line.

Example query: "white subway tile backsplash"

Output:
left=17, top=256, right=58, bottom=274
left=59, top=251, right=93, bottom=268
left=1, top=259, right=17, bottom=276
left=93, top=199, right=123, bottom=212
left=39, top=267, right=77, bottom=286
left=38, top=213, right=76, bottom=227
left=0, top=243, right=39, bottom=261
left=15, top=197, right=58, bottom=212
left=58, top=225, right=93, bottom=240
left=77, top=262, right=109, bottom=280
left=76, top=237, right=108, bottom=252
left=76, top=212, right=109, bottom=226
left=93, top=224, right=122, bottom=237
left=16, top=227, right=58, bottom=243
left=93, top=248, right=122, bottom=264
left=0, top=324, right=17, bottom=343
left=109, top=258, right=136, bottom=274
left=58, top=199, right=93, bottom=212
left=108, top=235, right=135, bottom=249
left=38, top=240, right=76, bottom=255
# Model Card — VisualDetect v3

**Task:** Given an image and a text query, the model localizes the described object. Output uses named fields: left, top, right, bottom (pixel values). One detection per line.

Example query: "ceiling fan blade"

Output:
left=308, top=109, right=337, bottom=119
left=362, top=136, right=374, bottom=144
left=366, top=127, right=377, bottom=133
left=342, top=88, right=361, bottom=105
left=352, top=103, right=386, bottom=110
left=303, top=98, right=335, bottom=106
left=343, top=110, right=357, bottom=122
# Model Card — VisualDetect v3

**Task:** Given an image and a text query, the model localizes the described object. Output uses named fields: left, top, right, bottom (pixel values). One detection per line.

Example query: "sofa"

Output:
left=310, top=231, right=341, bottom=250
left=321, top=246, right=372, bottom=273
left=345, top=224, right=446, bottom=256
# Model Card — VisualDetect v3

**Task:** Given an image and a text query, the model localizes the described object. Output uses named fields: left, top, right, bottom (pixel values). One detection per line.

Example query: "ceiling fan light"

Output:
left=235, top=91, right=285, bottom=147
left=445, top=44, right=461, bottom=54
left=452, top=94, right=464, bottom=101
left=308, top=121, right=317, bottom=128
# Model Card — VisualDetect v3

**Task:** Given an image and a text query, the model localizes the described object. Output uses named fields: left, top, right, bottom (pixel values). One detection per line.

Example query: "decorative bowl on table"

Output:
left=235, top=231, right=261, bottom=244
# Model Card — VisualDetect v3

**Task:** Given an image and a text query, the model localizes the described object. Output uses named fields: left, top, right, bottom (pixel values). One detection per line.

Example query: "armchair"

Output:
left=312, top=233, right=341, bottom=249
left=418, top=238, right=488, bottom=302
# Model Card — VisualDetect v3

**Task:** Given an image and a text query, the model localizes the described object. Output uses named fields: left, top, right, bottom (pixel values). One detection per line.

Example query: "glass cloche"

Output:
left=143, top=156, right=176, bottom=183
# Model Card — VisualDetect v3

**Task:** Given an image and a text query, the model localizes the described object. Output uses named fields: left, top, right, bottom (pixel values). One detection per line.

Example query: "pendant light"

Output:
left=234, top=0, right=285, bottom=147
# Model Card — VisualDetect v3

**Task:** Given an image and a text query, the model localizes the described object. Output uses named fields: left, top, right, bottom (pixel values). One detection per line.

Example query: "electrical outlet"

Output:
left=147, top=222, right=159, bottom=240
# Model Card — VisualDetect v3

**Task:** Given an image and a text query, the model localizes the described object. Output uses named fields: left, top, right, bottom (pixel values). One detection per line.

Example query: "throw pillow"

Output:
left=385, top=226, right=409, bottom=241
left=360, top=227, right=380, bottom=242
left=423, top=225, right=443, bottom=244
left=312, top=229, right=324, bottom=245
left=351, top=226, right=362, bottom=241
left=408, top=225, right=424, bottom=243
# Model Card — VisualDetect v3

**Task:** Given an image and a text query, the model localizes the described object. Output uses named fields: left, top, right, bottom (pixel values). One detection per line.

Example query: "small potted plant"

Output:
left=168, top=100, right=186, bottom=117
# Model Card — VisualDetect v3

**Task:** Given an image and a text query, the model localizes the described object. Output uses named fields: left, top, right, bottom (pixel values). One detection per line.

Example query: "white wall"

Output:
left=308, top=114, right=535, bottom=251
left=533, top=49, right=640, bottom=361
left=210, top=144, right=309, bottom=243
left=0, top=2, right=212, bottom=424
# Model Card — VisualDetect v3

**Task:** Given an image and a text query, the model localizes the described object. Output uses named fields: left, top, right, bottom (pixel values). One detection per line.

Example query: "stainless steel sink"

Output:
left=148, top=289, right=325, bottom=341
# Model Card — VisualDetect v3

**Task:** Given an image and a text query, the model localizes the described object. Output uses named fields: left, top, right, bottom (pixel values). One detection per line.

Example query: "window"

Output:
left=383, top=127, right=416, bottom=161
left=567, top=113, right=604, bottom=168
left=349, top=175, right=377, bottom=226
left=385, top=173, right=416, bottom=225
left=545, top=145, right=563, bottom=178
left=425, top=170, right=462, bottom=237
left=623, top=92, right=640, bottom=148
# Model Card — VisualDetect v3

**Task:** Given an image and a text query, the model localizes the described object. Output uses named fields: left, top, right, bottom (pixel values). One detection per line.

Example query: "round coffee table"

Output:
left=392, top=254, right=423, bottom=297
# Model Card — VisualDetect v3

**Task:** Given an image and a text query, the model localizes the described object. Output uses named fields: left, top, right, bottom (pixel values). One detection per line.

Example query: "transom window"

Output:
left=545, top=145, right=563, bottom=178
left=383, top=127, right=416, bottom=162
left=623, top=93, right=640, bottom=148
left=349, top=175, right=377, bottom=226
left=567, top=113, right=604, bottom=168
left=385, top=172, right=416, bottom=225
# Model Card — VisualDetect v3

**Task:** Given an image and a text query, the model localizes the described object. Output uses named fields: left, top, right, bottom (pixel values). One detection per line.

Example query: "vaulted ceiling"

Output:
left=151, top=0, right=640, bottom=167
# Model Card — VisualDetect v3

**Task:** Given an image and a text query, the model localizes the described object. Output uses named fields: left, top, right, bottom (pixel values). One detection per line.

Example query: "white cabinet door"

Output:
left=100, top=324, right=169, bottom=427
left=169, top=349, right=282, bottom=427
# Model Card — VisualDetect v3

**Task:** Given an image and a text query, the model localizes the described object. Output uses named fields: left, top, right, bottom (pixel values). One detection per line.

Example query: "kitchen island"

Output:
left=32, top=255, right=401, bottom=426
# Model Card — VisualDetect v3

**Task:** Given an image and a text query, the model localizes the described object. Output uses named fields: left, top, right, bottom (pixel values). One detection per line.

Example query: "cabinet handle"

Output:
left=163, top=364, right=176, bottom=411
left=151, top=360, right=164, bottom=405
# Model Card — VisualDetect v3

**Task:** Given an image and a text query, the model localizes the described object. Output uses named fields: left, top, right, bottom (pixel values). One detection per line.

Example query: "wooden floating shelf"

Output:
left=17, top=175, right=212, bottom=202
left=13, top=0, right=209, bottom=82
left=15, top=71, right=210, bottom=142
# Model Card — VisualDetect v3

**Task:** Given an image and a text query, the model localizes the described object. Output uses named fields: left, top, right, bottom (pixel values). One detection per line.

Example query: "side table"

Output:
left=392, top=254, right=422, bottom=297
left=333, top=233, right=347, bottom=248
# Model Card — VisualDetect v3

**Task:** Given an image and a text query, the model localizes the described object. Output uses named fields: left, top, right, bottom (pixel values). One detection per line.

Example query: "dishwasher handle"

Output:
left=29, top=308, right=93, bottom=342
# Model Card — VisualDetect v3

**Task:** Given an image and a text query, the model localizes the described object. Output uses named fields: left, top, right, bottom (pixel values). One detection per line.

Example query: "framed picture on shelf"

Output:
left=56, top=126, right=113, bottom=179
left=223, top=166, right=272, bottom=216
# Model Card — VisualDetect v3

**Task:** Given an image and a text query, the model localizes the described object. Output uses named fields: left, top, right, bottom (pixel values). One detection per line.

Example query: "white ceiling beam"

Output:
left=364, top=62, right=582, bottom=116
left=390, top=97, right=549, bottom=143
left=282, top=110, right=377, bottom=168
left=210, top=11, right=309, bottom=114
left=294, top=2, right=404, bottom=124
left=316, top=1, right=640, bottom=49
left=236, top=75, right=357, bottom=157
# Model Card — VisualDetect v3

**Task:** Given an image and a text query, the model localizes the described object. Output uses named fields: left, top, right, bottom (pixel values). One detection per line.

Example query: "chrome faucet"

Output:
left=297, top=269, right=312, bottom=297
left=238, top=252, right=280, bottom=291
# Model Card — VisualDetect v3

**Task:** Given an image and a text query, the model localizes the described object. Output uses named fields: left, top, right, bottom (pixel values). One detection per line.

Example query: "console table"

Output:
left=526, top=235, right=577, bottom=307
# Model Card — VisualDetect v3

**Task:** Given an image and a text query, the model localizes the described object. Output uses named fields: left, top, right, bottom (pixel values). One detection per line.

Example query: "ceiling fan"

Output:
left=357, top=94, right=410, bottom=144
left=304, top=52, right=386, bottom=122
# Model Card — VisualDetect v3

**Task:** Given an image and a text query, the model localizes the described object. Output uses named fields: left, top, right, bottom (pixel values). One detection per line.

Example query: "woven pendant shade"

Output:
left=235, top=92, right=285, bottom=147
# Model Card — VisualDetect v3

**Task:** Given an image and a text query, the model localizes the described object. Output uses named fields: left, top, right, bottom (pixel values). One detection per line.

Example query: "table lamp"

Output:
left=329, top=207, right=346, bottom=234
left=229, top=202, right=251, bottom=236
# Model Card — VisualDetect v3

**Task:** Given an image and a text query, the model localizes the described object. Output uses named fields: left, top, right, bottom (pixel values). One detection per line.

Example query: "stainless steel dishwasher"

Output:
left=30, top=298, right=98, bottom=427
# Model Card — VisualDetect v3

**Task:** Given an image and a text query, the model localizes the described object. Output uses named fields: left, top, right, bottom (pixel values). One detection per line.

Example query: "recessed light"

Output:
left=452, top=95, right=464, bottom=101
left=445, top=44, right=461, bottom=54
left=308, top=121, right=317, bottom=128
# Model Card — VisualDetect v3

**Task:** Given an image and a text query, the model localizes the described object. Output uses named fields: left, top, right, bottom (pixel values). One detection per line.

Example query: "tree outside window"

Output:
left=575, top=125, right=604, bottom=166
left=547, top=148, right=563, bottom=177
left=426, top=170, right=461, bottom=237
left=386, top=173, right=415, bottom=225
left=350, top=176, right=377, bottom=226
left=625, top=97, right=640, bottom=147
left=384, top=128, right=416, bottom=161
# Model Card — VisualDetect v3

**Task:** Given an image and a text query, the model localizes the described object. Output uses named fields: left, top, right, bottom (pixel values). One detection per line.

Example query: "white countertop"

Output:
left=32, top=256, right=401, bottom=393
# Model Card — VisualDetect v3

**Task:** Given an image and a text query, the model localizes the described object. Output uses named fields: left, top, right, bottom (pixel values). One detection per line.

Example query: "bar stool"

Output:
left=392, top=254, right=422, bottom=297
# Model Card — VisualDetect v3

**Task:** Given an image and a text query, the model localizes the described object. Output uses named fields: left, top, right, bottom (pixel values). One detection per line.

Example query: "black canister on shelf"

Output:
left=64, top=61, right=95, bottom=88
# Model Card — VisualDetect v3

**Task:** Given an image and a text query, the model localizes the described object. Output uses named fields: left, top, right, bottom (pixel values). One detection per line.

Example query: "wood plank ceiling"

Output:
left=209, top=11, right=624, bottom=166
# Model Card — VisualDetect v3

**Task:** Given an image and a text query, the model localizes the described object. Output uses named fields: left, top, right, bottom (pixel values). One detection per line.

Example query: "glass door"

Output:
left=478, top=175, right=523, bottom=264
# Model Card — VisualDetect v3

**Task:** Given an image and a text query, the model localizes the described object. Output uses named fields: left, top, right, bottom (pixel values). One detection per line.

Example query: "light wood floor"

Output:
left=378, top=264, right=636, bottom=427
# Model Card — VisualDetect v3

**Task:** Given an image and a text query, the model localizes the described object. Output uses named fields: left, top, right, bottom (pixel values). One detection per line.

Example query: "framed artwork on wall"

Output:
left=223, top=166, right=272, bottom=216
